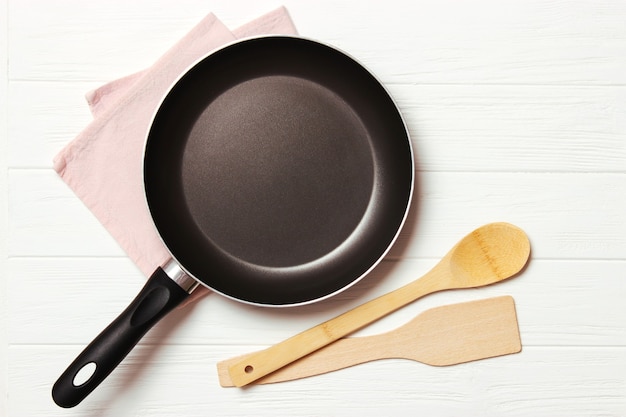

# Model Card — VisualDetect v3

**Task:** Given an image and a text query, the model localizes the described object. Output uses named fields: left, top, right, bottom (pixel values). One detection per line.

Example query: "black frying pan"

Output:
left=53, top=36, right=414, bottom=408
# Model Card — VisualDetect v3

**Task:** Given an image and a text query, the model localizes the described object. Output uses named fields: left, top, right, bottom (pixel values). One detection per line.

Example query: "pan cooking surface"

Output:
left=183, top=75, right=374, bottom=267
left=145, top=37, right=413, bottom=305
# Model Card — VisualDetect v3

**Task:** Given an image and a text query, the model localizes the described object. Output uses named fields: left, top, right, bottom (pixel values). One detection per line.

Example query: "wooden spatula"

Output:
left=218, top=296, right=521, bottom=386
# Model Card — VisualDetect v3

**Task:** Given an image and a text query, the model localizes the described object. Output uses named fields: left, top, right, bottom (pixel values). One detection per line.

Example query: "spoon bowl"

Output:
left=228, top=222, right=531, bottom=387
left=447, top=222, right=530, bottom=288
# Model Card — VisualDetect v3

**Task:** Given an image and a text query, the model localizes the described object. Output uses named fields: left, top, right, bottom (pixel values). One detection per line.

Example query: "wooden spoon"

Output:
left=218, top=296, right=521, bottom=386
left=228, top=222, right=530, bottom=387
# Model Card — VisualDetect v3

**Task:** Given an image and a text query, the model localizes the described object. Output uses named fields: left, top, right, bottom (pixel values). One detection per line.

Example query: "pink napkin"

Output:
left=53, top=8, right=298, bottom=301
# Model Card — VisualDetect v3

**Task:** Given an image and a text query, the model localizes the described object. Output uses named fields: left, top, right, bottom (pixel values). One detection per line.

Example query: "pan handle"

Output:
left=52, top=266, right=192, bottom=408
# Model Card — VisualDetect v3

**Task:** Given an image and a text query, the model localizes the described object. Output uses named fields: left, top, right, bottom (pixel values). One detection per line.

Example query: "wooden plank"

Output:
left=390, top=171, right=626, bottom=260
left=8, top=0, right=626, bottom=85
left=7, top=345, right=625, bottom=416
left=389, top=84, right=626, bottom=173
left=7, top=81, right=626, bottom=172
left=1, top=1, right=9, bottom=415
left=10, top=170, right=624, bottom=259
left=7, top=0, right=203, bottom=82
left=7, top=169, right=127, bottom=257
left=8, top=258, right=626, bottom=347
left=6, top=81, right=94, bottom=167
left=287, top=0, right=626, bottom=86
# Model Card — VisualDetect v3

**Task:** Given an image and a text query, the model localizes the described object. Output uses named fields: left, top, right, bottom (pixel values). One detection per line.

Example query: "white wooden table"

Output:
left=2, top=1, right=625, bottom=415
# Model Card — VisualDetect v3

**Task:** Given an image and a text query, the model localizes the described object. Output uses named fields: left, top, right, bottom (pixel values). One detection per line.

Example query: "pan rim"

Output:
left=143, top=34, right=415, bottom=307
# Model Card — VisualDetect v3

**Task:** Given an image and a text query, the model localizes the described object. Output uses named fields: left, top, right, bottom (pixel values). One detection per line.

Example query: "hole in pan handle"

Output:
left=51, top=265, right=191, bottom=408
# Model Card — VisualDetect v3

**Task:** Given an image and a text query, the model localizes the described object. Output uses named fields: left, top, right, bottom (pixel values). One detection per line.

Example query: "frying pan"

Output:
left=52, top=36, right=414, bottom=408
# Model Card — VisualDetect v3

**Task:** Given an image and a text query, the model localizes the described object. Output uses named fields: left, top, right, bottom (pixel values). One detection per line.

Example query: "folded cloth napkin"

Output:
left=53, top=7, right=298, bottom=302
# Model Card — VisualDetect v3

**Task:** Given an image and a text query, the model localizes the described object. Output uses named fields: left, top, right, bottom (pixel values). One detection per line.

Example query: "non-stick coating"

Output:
left=144, top=37, right=413, bottom=305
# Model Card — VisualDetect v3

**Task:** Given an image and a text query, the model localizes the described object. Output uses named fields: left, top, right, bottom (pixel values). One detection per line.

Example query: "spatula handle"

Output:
left=219, top=336, right=384, bottom=386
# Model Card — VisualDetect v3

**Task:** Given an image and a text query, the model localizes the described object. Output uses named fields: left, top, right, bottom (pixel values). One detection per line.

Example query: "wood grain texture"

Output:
left=217, top=296, right=522, bottom=386
left=1, top=2, right=10, bottom=415
left=7, top=82, right=626, bottom=172
left=7, top=258, right=626, bottom=346
left=3, top=0, right=626, bottom=415
left=8, top=0, right=626, bottom=85
left=7, top=345, right=625, bottom=417
left=8, top=170, right=626, bottom=259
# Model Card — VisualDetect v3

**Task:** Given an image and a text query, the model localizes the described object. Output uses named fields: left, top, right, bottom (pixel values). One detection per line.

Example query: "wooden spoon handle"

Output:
left=226, top=270, right=445, bottom=387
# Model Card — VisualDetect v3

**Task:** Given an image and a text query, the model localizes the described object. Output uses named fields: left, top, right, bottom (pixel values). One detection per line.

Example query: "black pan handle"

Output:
left=52, top=266, right=191, bottom=408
